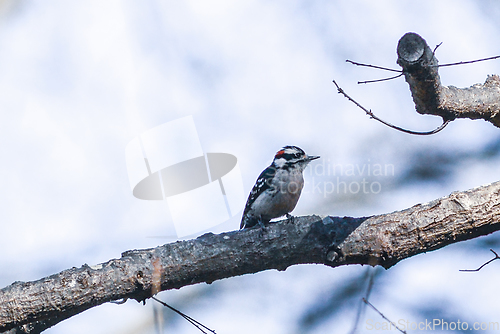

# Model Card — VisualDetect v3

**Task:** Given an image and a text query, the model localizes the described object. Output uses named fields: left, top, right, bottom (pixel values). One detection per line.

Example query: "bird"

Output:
left=240, top=146, right=319, bottom=230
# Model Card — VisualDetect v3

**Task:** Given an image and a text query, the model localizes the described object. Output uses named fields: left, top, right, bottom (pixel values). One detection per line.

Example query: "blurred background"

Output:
left=1, top=0, right=500, bottom=333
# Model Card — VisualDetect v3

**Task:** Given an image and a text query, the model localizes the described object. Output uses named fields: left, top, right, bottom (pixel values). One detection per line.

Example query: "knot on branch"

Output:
left=397, top=32, right=442, bottom=117
left=397, top=32, right=439, bottom=75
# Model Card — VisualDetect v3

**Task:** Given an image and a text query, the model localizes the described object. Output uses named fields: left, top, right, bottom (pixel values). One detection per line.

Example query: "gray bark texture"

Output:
left=397, top=32, right=500, bottom=127
left=2, top=181, right=500, bottom=333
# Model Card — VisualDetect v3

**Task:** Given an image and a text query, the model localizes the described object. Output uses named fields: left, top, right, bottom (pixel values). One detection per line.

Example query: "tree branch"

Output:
left=2, top=181, right=500, bottom=332
left=397, top=32, right=500, bottom=127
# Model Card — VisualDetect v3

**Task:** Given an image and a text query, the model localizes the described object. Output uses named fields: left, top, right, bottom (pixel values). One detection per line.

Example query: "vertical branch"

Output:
left=397, top=32, right=442, bottom=117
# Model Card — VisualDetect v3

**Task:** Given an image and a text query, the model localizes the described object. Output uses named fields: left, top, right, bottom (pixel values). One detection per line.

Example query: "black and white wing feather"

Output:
left=240, top=165, right=276, bottom=228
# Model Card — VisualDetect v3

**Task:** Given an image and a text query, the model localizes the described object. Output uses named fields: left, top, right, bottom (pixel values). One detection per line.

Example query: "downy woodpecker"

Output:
left=240, top=146, right=319, bottom=229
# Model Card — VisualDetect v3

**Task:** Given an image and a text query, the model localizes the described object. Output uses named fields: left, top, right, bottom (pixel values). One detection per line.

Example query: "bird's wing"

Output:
left=242, top=165, right=276, bottom=216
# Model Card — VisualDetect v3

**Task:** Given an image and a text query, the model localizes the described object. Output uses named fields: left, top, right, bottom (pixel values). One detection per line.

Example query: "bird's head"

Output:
left=272, top=146, right=319, bottom=170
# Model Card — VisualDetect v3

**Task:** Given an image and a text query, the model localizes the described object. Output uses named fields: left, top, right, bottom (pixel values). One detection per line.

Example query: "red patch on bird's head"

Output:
left=275, top=150, right=285, bottom=158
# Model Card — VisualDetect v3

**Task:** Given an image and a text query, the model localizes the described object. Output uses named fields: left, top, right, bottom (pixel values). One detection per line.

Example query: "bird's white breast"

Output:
left=250, top=166, right=304, bottom=220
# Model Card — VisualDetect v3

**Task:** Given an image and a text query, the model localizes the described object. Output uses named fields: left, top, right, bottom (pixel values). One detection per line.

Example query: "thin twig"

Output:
left=346, top=60, right=402, bottom=73
left=152, top=296, right=217, bottom=334
left=349, top=267, right=379, bottom=334
left=433, top=42, right=443, bottom=55
left=332, top=80, right=450, bottom=135
left=365, top=269, right=377, bottom=300
left=363, top=298, right=407, bottom=334
left=348, top=52, right=499, bottom=73
left=460, top=249, right=500, bottom=272
left=358, top=73, right=403, bottom=84
left=431, top=55, right=500, bottom=68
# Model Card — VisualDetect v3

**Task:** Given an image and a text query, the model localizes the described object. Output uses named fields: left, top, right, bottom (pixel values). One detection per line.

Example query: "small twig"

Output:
left=349, top=268, right=379, bottom=334
left=432, top=55, right=500, bottom=68
left=152, top=296, right=216, bottom=334
left=346, top=60, right=402, bottom=73
left=460, top=249, right=500, bottom=272
left=346, top=59, right=403, bottom=84
left=363, top=298, right=407, bottom=334
left=358, top=73, right=403, bottom=84
left=348, top=52, right=499, bottom=70
left=365, top=269, right=377, bottom=300
left=433, top=42, right=443, bottom=55
left=348, top=52, right=499, bottom=73
left=332, top=80, right=450, bottom=135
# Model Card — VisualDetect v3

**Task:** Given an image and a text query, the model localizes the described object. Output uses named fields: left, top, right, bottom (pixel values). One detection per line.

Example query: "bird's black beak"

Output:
left=308, top=155, right=320, bottom=161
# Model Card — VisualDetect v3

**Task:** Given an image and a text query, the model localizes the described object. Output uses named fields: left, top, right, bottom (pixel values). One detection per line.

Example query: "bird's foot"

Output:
left=286, top=213, right=295, bottom=224
left=257, top=218, right=268, bottom=237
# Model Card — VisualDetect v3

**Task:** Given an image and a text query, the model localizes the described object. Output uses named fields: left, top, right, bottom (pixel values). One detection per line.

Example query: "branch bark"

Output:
left=397, top=32, right=500, bottom=127
left=2, top=181, right=500, bottom=333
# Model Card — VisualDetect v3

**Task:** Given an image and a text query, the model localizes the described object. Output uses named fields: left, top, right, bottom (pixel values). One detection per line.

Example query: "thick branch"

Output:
left=2, top=181, right=500, bottom=332
left=397, top=32, right=500, bottom=127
